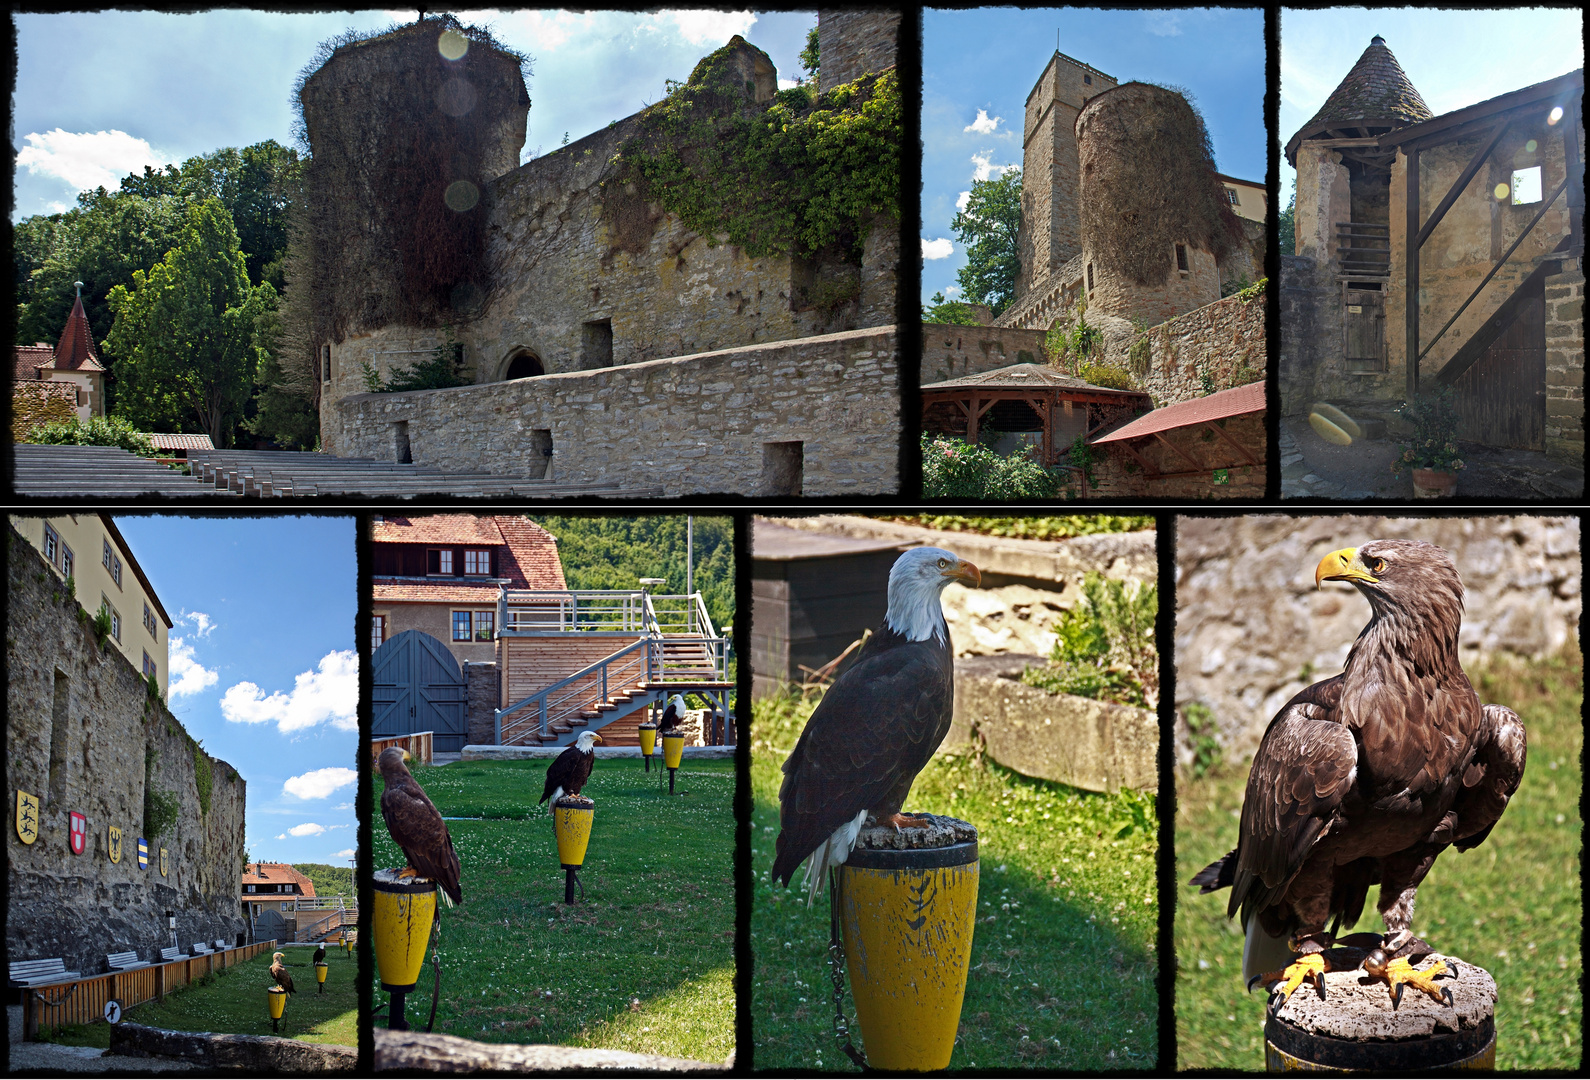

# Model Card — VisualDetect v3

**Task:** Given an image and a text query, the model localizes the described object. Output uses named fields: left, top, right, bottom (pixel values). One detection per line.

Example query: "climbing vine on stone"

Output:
left=606, top=42, right=900, bottom=262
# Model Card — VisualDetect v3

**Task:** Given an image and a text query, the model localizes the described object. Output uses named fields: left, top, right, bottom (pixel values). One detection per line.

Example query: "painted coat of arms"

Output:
left=15, top=791, right=40, bottom=845
left=137, top=837, right=149, bottom=870
left=160, top=847, right=168, bottom=876
left=69, top=811, right=86, bottom=854
left=108, top=825, right=122, bottom=864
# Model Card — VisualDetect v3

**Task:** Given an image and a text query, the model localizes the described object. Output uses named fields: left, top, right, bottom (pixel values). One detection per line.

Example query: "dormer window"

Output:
left=464, top=549, right=490, bottom=575
left=428, top=549, right=455, bottom=576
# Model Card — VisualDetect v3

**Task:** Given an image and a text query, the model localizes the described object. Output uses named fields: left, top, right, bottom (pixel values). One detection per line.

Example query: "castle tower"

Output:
left=298, top=16, right=529, bottom=341
left=1075, top=82, right=1238, bottom=326
left=817, top=9, right=900, bottom=94
left=1014, top=51, right=1117, bottom=302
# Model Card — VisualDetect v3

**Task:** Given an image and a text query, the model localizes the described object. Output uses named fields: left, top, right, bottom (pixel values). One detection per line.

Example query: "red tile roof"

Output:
left=373, top=514, right=506, bottom=546
left=372, top=515, right=566, bottom=591
left=241, top=863, right=317, bottom=897
left=372, top=581, right=506, bottom=604
left=42, top=294, right=107, bottom=374
left=14, top=345, right=52, bottom=381
left=1091, top=381, right=1265, bottom=444
left=143, top=433, right=216, bottom=450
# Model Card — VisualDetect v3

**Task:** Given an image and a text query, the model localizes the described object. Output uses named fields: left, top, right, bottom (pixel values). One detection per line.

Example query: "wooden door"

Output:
left=1453, top=275, right=1545, bottom=450
left=372, top=630, right=467, bottom=751
left=1343, top=289, right=1385, bottom=371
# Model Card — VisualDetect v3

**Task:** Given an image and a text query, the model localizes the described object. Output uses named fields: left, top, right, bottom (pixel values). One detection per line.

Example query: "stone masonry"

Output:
left=1089, top=414, right=1265, bottom=499
left=1175, top=515, right=1581, bottom=765
left=818, top=8, right=902, bottom=94
left=7, top=526, right=246, bottom=976
left=1544, top=262, right=1586, bottom=460
left=334, top=326, right=899, bottom=496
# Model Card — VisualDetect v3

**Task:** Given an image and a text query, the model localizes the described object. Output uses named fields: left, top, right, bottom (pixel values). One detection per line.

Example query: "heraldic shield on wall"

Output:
left=107, top=824, right=122, bottom=864
left=70, top=811, right=85, bottom=854
left=16, top=791, right=39, bottom=845
left=137, top=837, right=149, bottom=870
left=160, top=846, right=168, bottom=876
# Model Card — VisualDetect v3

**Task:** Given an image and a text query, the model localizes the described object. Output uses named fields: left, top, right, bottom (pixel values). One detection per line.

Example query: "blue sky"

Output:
left=1280, top=8, right=1584, bottom=210
left=922, top=7, right=1265, bottom=307
left=113, top=514, right=357, bottom=871
left=12, top=9, right=817, bottom=222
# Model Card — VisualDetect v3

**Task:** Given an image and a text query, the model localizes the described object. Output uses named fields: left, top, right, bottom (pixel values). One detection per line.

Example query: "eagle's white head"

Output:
left=665, top=694, right=687, bottom=719
left=574, top=731, right=603, bottom=753
left=883, top=546, right=981, bottom=644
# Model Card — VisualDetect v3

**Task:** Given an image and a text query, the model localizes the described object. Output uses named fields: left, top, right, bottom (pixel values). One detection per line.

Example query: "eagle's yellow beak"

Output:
left=402, top=748, right=412, bottom=764
left=1316, top=547, right=1378, bottom=588
left=592, top=734, right=603, bottom=744
left=943, top=558, right=981, bottom=588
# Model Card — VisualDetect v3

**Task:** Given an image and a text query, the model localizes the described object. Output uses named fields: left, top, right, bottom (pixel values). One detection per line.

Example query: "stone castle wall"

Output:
left=464, top=661, right=499, bottom=747
left=7, top=527, right=246, bottom=975
left=1085, top=243, right=1221, bottom=328
left=1175, top=514, right=1582, bottom=765
left=818, top=8, right=900, bottom=93
left=921, top=324, right=1048, bottom=385
left=1129, top=285, right=1267, bottom=407
left=331, top=326, right=899, bottom=496
left=1090, top=414, right=1265, bottom=499
left=1544, top=262, right=1585, bottom=460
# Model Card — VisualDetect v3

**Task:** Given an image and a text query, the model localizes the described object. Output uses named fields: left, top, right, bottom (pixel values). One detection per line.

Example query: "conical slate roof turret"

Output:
left=43, top=293, right=106, bottom=374
left=1285, top=36, right=1432, bottom=164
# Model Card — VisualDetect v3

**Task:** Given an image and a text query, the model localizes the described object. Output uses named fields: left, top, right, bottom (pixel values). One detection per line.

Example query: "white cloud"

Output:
left=178, top=610, right=215, bottom=638
left=333, top=803, right=353, bottom=812
left=964, top=109, right=1003, bottom=135
left=944, top=285, right=961, bottom=298
left=922, top=237, right=954, bottom=260
left=1145, top=12, right=1184, bottom=37
left=283, top=767, right=359, bottom=801
left=16, top=129, right=170, bottom=193
left=970, top=152, right=1017, bottom=182
left=331, top=849, right=356, bottom=860
left=220, top=650, right=358, bottom=734
left=956, top=190, right=972, bottom=212
left=167, top=637, right=219, bottom=701
left=288, top=823, right=326, bottom=838
left=329, top=823, right=353, bottom=830
left=660, top=9, right=757, bottom=47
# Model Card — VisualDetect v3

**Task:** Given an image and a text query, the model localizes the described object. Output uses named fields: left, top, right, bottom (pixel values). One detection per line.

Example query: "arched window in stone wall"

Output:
left=502, top=349, right=545, bottom=380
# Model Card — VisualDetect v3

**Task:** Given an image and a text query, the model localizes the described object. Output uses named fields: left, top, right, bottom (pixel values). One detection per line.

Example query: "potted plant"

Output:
left=1390, top=386, right=1465, bottom=498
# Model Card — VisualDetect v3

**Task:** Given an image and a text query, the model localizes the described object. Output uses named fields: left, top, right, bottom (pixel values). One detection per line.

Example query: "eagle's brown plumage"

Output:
left=270, top=952, right=295, bottom=995
left=1192, top=540, right=1526, bottom=999
left=378, top=747, right=463, bottom=906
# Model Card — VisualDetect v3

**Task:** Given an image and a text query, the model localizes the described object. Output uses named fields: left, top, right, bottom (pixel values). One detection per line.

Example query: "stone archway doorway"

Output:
left=503, top=350, right=544, bottom=380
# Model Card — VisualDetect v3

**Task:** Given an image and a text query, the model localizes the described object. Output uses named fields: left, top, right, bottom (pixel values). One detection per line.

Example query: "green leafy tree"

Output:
left=950, top=168, right=1022, bottom=316
left=921, top=434, right=1064, bottom=500
left=104, top=198, right=274, bottom=445
left=798, top=24, right=819, bottom=84
left=1278, top=189, right=1295, bottom=256
left=921, top=290, right=981, bottom=325
left=23, top=415, right=157, bottom=456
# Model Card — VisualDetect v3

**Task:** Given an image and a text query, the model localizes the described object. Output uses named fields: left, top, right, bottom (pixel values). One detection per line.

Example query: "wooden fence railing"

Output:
left=22, top=940, right=275, bottom=1040
left=370, top=730, right=434, bottom=766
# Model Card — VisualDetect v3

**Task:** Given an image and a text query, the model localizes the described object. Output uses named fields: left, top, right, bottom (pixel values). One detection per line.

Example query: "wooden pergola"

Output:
left=922, top=363, right=1152, bottom=466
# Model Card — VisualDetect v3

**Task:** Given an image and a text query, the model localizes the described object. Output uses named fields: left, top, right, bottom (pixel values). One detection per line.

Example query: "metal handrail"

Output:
left=496, top=638, right=653, bottom=742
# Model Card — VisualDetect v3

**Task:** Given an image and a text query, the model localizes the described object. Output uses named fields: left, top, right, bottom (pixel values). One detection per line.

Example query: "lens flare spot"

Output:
left=438, top=28, right=468, bottom=61
left=1525, top=139, right=1539, bottom=153
left=1493, top=183, right=1511, bottom=201
left=1548, top=106, right=1564, bottom=125
left=437, top=77, right=477, bottom=118
left=445, top=180, right=481, bottom=212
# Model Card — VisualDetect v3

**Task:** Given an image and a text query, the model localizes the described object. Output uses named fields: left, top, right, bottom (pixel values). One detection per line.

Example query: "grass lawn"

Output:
left=38, top=947, right=358, bottom=1048
left=372, top=758, right=734, bottom=1063
left=1176, top=651, right=1583, bottom=1070
left=750, top=694, right=1158, bottom=1071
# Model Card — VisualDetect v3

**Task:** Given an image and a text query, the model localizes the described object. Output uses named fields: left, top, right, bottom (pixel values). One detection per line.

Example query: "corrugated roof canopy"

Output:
left=1091, top=381, right=1265, bottom=443
left=922, top=362, right=1144, bottom=397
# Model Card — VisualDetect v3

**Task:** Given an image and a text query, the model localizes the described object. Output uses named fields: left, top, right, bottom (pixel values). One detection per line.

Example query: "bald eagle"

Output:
left=312, top=944, right=326, bottom=966
left=659, top=694, right=687, bottom=733
left=269, top=952, right=295, bottom=995
left=1192, top=541, right=1526, bottom=1010
left=378, top=747, right=463, bottom=907
left=773, top=546, right=980, bottom=903
left=542, top=731, right=603, bottom=807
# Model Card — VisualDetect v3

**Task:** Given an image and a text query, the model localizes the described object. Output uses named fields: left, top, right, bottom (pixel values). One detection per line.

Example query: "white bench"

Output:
left=159, top=947, right=183, bottom=962
left=106, top=951, right=150, bottom=972
left=213, top=939, right=228, bottom=950
left=9, top=958, right=81, bottom=987
left=191, top=943, right=212, bottom=955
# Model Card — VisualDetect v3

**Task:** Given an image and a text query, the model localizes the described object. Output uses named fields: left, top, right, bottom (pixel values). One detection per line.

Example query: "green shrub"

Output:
left=1079, top=361, right=1137, bottom=391
left=92, top=602, right=113, bottom=648
left=1021, top=572, right=1158, bottom=708
left=193, top=742, right=212, bottom=817
left=25, top=415, right=157, bottom=456
left=921, top=434, right=1064, bottom=500
left=1182, top=701, right=1222, bottom=778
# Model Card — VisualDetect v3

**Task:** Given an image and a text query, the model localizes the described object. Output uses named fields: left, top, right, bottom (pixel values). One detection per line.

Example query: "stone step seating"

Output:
left=12, top=444, right=231, bottom=497
left=184, top=449, right=664, bottom=499
left=107, top=950, right=151, bottom=972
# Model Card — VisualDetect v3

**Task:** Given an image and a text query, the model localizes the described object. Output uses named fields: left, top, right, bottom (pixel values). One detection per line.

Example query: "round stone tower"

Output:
left=298, top=16, right=529, bottom=339
left=1075, top=82, right=1240, bottom=327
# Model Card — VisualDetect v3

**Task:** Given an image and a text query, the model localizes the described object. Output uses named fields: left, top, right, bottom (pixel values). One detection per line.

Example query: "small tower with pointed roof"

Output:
left=13, top=281, right=107, bottom=423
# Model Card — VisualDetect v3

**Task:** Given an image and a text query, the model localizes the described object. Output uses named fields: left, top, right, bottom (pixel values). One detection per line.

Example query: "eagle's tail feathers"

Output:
left=803, top=810, right=869, bottom=907
left=1190, top=848, right=1237, bottom=893
left=1242, top=917, right=1296, bottom=989
left=549, top=786, right=565, bottom=809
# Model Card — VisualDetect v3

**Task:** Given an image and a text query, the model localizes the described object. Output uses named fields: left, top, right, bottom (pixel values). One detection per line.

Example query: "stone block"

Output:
left=1551, top=298, right=1583, bottom=323
left=110, top=1023, right=356, bottom=1071
left=375, top=1029, right=724, bottom=1072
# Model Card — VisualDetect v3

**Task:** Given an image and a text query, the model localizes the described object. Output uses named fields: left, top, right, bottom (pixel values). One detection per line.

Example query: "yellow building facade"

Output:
left=12, top=514, right=172, bottom=695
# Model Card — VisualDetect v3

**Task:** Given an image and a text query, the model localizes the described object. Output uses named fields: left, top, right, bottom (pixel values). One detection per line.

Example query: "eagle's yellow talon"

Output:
left=1259, top=953, right=1329, bottom=1012
left=1375, top=956, right=1453, bottom=1009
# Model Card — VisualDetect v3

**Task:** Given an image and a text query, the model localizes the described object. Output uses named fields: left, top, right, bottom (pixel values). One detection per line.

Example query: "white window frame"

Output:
left=464, top=548, right=490, bottom=575
left=103, top=539, right=123, bottom=588
left=429, top=548, right=454, bottom=576
left=43, top=524, right=59, bottom=565
left=62, top=545, right=74, bottom=580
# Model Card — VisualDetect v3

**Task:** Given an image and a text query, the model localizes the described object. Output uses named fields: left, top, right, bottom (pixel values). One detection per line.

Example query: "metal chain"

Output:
left=424, top=909, right=442, bottom=1033
left=827, top=868, right=867, bottom=1069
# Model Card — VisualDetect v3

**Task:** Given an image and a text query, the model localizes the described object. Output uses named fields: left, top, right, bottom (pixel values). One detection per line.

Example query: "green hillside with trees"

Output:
left=293, top=862, right=353, bottom=897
